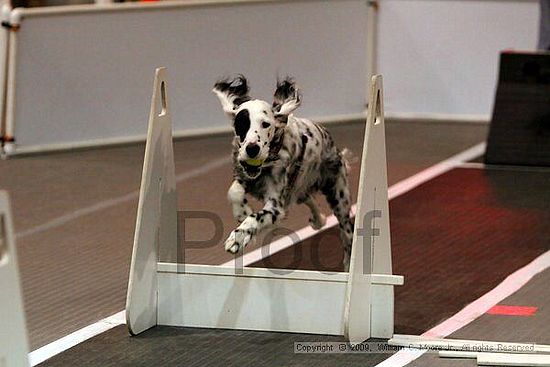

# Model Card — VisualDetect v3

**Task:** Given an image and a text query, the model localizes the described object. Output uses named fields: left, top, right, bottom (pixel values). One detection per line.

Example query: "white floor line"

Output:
left=375, top=250, right=550, bottom=367
left=29, top=311, right=126, bottom=366
left=16, top=156, right=230, bottom=240
left=386, top=142, right=485, bottom=199
left=222, top=142, right=486, bottom=267
left=28, top=141, right=485, bottom=365
left=460, top=161, right=550, bottom=173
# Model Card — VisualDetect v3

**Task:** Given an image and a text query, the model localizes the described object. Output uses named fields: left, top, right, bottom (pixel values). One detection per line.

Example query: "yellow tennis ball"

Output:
left=246, top=158, right=264, bottom=167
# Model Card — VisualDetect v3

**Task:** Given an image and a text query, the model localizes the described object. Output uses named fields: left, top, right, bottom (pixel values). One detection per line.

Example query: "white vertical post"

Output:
left=126, top=67, right=178, bottom=335
left=3, top=8, right=20, bottom=156
left=0, top=3, right=11, bottom=153
left=0, top=190, right=30, bottom=367
left=345, top=75, right=397, bottom=343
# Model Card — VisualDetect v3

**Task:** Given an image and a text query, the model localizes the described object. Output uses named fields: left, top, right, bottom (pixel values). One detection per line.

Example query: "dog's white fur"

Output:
left=213, top=76, right=354, bottom=269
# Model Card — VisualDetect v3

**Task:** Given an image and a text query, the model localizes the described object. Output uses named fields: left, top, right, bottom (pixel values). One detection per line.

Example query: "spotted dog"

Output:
left=213, top=76, right=354, bottom=269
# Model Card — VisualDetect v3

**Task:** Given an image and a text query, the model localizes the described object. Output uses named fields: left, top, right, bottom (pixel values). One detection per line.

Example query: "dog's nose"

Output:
left=245, top=143, right=260, bottom=158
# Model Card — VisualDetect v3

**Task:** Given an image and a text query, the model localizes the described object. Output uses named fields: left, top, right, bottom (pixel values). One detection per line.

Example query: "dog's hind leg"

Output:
left=322, top=162, right=354, bottom=271
left=303, top=196, right=326, bottom=230
left=227, top=180, right=252, bottom=223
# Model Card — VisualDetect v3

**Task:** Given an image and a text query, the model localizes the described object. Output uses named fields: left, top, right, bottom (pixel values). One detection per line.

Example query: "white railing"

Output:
left=0, top=0, right=540, bottom=156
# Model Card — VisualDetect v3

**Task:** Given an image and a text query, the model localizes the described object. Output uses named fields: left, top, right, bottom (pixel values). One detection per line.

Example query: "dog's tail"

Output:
left=340, top=148, right=356, bottom=175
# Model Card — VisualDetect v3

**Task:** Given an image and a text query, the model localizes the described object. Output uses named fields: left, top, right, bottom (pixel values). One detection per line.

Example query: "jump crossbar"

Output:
left=125, top=68, right=403, bottom=342
left=158, top=263, right=404, bottom=285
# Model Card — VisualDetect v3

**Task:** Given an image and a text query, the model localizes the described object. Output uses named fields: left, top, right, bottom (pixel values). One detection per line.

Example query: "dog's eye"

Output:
left=262, top=121, right=271, bottom=128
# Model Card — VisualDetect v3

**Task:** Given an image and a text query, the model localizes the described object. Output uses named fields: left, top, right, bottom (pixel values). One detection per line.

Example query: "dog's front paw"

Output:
left=224, top=228, right=252, bottom=254
left=309, top=213, right=326, bottom=230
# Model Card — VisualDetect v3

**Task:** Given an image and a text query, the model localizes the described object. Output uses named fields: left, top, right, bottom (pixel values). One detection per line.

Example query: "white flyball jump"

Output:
left=0, top=191, right=30, bottom=367
left=126, top=68, right=403, bottom=343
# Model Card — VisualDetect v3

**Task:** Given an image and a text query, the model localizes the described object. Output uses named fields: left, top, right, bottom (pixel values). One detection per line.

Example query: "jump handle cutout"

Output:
left=374, top=90, right=382, bottom=125
left=158, top=81, right=167, bottom=117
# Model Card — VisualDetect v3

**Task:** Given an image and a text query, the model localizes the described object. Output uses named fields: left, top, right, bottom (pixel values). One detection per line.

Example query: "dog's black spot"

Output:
left=243, top=198, right=248, bottom=204
left=256, top=210, right=272, bottom=224
left=234, top=109, right=250, bottom=142
left=339, top=190, right=344, bottom=199
left=262, top=121, right=271, bottom=129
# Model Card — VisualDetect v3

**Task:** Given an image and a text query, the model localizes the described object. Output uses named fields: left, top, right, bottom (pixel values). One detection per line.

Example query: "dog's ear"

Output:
left=272, top=77, right=301, bottom=125
left=212, top=75, right=251, bottom=117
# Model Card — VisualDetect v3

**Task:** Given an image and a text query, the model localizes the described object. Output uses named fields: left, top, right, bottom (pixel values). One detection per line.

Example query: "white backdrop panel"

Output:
left=12, top=0, right=368, bottom=152
left=378, top=0, right=539, bottom=118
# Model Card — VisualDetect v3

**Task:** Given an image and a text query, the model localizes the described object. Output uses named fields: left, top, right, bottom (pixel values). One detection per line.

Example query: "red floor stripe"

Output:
left=487, top=305, right=538, bottom=316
